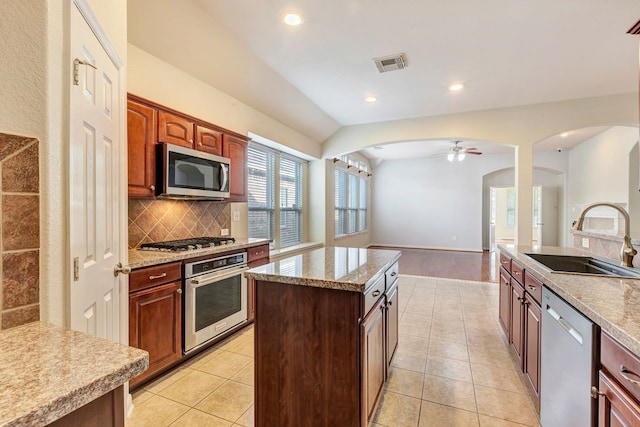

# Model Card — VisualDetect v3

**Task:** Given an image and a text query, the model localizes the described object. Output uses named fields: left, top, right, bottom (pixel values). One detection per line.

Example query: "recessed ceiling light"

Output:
left=560, top=132, right=570, bottom=138
left=282, top=11, right=304, bottom=26
left=448, top=83, right=465, bottom=92
left=365, top=96, right=378, bottom=103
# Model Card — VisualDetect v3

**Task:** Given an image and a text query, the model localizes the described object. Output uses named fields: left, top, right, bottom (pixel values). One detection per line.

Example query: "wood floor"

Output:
left=371, top=247, right=499, bottom=282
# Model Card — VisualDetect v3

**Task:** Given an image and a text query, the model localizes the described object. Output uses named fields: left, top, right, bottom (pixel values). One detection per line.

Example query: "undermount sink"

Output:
left=524, top=253, right=640, bottom=279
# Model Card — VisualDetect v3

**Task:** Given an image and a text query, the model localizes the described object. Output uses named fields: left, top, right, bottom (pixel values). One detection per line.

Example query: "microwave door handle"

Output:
left=221, top=164, right=229, bottom=191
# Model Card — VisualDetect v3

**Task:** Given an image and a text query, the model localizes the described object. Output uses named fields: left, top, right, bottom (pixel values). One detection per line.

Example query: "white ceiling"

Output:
left=128, top=0, right=639, bottom=156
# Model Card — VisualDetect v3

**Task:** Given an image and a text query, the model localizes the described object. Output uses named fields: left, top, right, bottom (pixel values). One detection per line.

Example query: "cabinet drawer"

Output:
left=511, top=260, right=524, bottom=285
left=247, top=244, right=269, bottom=262
left=385, top=261, right=399, bottom=289
left=499, top=252, right=512, bottom=273
left=363, top=274, right=385, bottom=316
left=601, top=332, right=640, bottom=404
left=524, top=271, right=542, bottom=305
left=130, top=262, right=182, bottom=293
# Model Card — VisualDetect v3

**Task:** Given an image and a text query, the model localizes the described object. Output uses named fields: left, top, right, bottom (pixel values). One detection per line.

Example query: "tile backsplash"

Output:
left=128, top=199, right=231, bottom=248
left=0, top=133, right=40, bottom=330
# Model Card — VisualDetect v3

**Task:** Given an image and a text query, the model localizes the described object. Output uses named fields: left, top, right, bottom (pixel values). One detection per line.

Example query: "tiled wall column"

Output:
left=0, top=134, right=40, bottom=329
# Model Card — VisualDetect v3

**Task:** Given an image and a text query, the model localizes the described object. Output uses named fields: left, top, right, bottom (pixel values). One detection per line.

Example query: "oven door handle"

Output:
left=190, top=266, right=249, bottom=287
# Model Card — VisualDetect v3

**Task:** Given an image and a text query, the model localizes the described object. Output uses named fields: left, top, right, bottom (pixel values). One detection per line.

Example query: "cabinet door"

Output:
left=129, top=281, right=182, bottom=387
left=361, top=297, right=386, bottom=426
left=127, top=99, right=157, bottom=197
left=195, top=124, right=223, bottom=155
left=223, top=135, right=248, bottom=202
left=524, top=296, right=541, bottom=412
left=158, top=111, right=194, bottom=148
left=598, top=370, right=640, bottom=426
left=510, top=280, right=525, bottom=369
left=498, top=268, right=511, bottom=336
left=386, top=284, right=399, bottom=368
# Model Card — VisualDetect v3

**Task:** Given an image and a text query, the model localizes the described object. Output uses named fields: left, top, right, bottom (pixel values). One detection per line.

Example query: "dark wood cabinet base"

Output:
left=48, top=385, right=124, bottom=427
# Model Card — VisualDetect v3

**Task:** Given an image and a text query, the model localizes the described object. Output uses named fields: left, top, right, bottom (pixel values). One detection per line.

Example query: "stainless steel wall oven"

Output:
left=183, top=252, right=248, bottom=353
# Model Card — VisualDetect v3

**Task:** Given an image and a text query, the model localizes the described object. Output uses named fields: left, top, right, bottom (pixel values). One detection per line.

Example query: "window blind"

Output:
left=248, top=145, right=275, bottom=241
left=279, top=155, right=304, bottom=247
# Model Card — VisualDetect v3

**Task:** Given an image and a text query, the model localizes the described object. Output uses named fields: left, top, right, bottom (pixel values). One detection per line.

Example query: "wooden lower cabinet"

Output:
left=247, top=244, right=270, bottom=323
left=524, top=295, right=541, bottom=411
left=361, top=297, right=386, bottom=426
left=498, top=268, right=510, bottom=335
left=129, top=280, right=182, bottom=387
left=386, top=282, right=399, bottom=368
left=48, top=385, right=124, bottom=427
left=510, top=280, right=525, bottom=369
left=598, top=371, right=640, bottom=426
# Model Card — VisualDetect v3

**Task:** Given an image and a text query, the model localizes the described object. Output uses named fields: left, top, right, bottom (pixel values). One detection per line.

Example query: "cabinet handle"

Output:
left=517, top=296, right=524, bottom=303
left=176, top=288, right=183, bottom=294
left=620, top=365, right=640, bottom=386
left=189, top=139, right=193, bottom=144
left=149, top=185, right=155, bottom=191
left=372, top=290, right=381, bottom=297
left=514, top=271, right=520, bottom=276
left=501, top=260, right=509, bottom=264
left=590, top=386, right=605, bottom=399
left=527, top=285, right=536, bottom=291
left=390, top=271, right=397, bottom=277
left=198, top=142, right=202, bottom=147
left=387, top=301, right=393, bottom=307
left=149, top=273, right=167, bottom=280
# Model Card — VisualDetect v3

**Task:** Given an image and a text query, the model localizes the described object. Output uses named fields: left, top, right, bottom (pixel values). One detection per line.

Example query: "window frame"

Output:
left=247, top=142, right=307, bottom=249
left=334, top=154, right=371, bottom=238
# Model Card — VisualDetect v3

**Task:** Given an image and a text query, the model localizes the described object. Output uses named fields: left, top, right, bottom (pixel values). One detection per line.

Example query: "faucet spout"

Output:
left=573, top=202, right=636, bottom=268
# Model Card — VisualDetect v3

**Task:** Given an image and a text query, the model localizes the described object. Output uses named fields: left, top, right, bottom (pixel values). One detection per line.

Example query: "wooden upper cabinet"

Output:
left=127, top=99, right=157, bottom=197
left=195, top=125, right=223, bottom=155
left=158, top=111, right=194, bottom=149
left=223, top=135, right=248, bottom=202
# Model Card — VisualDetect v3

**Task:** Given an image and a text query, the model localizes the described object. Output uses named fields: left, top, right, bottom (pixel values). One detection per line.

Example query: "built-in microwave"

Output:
left=157, top=143, right=230, bottom=200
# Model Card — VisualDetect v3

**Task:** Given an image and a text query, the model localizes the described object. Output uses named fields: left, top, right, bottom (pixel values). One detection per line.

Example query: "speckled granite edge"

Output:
left=245, top=248, right=401, bottom=293
left=127, top=238, right=270, bottom=269
left=0, top=322, right=149, bottom=427
left=499, top=244, right=640, bottom=356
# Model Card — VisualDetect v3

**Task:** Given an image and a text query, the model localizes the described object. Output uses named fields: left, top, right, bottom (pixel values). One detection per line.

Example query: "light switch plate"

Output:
left=582, top=237, right=589, bottom=248
left=221, top=228, right=229, bottom=236
left=233, top=211, right=240, bottom=222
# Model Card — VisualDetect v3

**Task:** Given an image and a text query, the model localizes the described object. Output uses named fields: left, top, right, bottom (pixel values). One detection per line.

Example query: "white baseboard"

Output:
left=367, top=243, right=483, bottom=253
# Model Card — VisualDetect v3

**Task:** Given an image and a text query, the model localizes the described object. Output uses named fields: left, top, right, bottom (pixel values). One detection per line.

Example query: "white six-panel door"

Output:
left=69, top=3, right=122, bottom=341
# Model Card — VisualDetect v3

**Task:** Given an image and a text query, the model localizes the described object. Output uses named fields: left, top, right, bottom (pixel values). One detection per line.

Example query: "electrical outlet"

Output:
left=233, top=211, right=240, bottom=222
left=221, top=228, right=229, bottom=236
left=582, top=237, right=589, bottom=248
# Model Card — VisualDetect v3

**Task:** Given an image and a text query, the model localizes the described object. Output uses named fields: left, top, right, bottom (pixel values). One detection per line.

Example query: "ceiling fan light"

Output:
left=447, top=153, right=454, bottom=162
left=458, top=153, right=465, bottom=161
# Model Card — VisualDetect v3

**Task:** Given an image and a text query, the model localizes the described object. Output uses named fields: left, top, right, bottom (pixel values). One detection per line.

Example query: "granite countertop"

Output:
left=499, top=244, right=640, bottom=356
left=0, top=321, right=148, bottom=427
left=245, top=246, right=401, bottom=292
left=128, top=238, right=270, bottom=269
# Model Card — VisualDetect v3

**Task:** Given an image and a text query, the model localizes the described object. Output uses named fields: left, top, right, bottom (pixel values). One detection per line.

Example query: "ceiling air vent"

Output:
left=373, top=53, right=406, bottom=73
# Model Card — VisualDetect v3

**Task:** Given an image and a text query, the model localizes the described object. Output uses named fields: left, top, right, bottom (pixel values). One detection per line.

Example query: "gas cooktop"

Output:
left=139, top=237, right=236, bottom=252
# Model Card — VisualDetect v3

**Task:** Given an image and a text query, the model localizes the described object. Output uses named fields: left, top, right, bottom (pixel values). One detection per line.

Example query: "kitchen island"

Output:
left=245, top=246, right=401, bottom=427
left=0, top=321, right=148, bottom=426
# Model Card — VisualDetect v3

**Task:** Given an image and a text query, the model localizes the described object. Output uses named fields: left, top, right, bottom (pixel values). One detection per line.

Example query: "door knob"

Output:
left=113, top=262, right=131, bottom=277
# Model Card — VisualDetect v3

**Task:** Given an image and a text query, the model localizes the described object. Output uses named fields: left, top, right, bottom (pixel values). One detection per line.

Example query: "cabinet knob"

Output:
left=149, top=185, right=155, bottom=191
left=176, top=288, right=183, bottom=294
left=198, top=142, right=203, bottom=147
left=372, top=290, right=381, bottom=297
left=189, top=139, right=193, bottom=144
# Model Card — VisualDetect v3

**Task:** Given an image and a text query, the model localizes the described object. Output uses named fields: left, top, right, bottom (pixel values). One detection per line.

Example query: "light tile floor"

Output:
left=128, top=275, right=540, bottom=427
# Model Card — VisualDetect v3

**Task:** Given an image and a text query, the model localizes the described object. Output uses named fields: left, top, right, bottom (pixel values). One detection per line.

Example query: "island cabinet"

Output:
left=596, top=331, right=640, bottom=425
left=251, top=249, right=400, bottom=427
left=126, top=94, right=248, bottom=200
left=128, top=261, right=182, bottom=388
left=497, top=251, right=542, bottom=412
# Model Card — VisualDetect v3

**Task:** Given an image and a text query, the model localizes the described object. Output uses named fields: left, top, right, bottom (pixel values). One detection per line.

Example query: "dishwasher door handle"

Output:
left=547, top=305, right=584, bottom=345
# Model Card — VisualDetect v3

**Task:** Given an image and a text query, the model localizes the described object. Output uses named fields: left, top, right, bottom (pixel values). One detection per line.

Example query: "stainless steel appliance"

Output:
left=183, top=251, right=248, bottom=353
left=541, top=286, right=598, bottom=427
left=157, top=143, right=230, bottom=200
left=140, top=236, right=236, bottom=252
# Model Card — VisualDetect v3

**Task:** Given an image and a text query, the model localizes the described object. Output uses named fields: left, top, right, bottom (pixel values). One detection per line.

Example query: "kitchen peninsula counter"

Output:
left=499, top=244, right=640, bottom=356
left=0, top=321, right=148, bottom=426
left=246, top=246, right=401, bottom=427
left=127, top=238, right=270, bottom=269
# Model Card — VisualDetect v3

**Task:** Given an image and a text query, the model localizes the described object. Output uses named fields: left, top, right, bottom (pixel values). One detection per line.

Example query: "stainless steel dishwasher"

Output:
left=540, top=286, right=598, bottom=427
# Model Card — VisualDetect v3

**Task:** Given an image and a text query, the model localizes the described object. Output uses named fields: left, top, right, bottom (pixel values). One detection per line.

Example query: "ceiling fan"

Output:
left=443, top=141, right=483, bottom=162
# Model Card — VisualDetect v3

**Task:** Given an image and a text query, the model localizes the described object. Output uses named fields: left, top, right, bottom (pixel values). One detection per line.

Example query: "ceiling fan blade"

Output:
left=461, top=147, right=478, bottom=152
left=467, top=151, right=482, bottom=155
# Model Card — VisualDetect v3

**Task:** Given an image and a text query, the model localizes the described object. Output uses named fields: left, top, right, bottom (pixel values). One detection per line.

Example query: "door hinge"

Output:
left=73, top=257, right=80, bottom=282
left=73, top=58, right=97, bottom=86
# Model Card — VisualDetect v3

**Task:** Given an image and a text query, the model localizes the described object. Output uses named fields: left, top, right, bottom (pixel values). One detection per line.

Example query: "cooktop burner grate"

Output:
left=139, top=236, right=236, bottom=252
